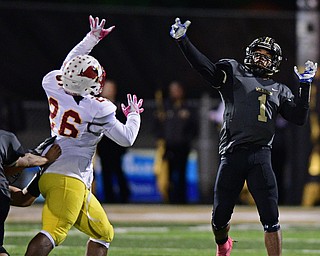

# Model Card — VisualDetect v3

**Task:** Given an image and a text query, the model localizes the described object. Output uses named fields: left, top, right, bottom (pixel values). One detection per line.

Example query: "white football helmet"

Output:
left=61, top=55, right=106, bottom=96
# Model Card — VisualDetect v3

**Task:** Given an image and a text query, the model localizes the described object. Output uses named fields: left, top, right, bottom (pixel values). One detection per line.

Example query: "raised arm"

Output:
left=280, top=60, right=317, bottom=125
left=170, top=18, right=226, bottom=86
left=61, top=15, right=115, bottom=69
left=88, top=94, right=143, bottom=147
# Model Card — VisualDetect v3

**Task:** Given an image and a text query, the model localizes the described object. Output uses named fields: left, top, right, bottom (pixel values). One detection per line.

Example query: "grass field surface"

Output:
left=5, top=205, right=320, bottom=256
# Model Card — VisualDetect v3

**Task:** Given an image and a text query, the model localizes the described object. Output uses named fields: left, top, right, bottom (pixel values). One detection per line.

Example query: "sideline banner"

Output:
left=95, top=149, right=199, bottom=203
left=23, top=149, right=199, bottom=203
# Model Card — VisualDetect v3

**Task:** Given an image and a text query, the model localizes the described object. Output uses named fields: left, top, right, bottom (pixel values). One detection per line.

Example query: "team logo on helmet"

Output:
left=244, top=37, right=282, bottom=77
left=61, top=55, right=106, bottom=96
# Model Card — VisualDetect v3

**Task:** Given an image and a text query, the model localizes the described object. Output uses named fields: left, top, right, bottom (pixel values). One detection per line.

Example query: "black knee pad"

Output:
left=211, top=219, right=229, bottom=230
left=211, top=221, right=230, bottom=244
left=263, top=222, right=280, bottom=232
left=0, top=246, right=10, bottom=255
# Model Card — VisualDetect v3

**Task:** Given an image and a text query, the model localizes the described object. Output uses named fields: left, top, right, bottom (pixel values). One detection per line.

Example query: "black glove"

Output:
left=24, top=167, right=43, bottom=197
left=29, top=136, right=57, bottom=156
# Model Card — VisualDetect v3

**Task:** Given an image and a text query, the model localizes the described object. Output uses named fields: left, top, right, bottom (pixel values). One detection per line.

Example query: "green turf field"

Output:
left=4, top=222, right=320, bottom=256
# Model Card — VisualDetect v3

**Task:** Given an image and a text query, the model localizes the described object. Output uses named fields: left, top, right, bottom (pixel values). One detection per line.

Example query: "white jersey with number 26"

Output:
left=42, top=70, right=140, bottom=188
left=41, top=32, right=141, bottom=188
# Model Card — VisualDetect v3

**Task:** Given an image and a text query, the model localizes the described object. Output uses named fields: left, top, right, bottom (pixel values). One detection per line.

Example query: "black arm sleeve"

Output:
left=177, top=37, right=226, bottom=86
left=280, top=82, right=311, bottom=125
left=24, top=168, right=42, bottom=197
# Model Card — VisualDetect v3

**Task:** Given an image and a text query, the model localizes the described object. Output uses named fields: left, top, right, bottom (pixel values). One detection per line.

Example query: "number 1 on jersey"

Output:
left=258, top=94, right=267, bottom=122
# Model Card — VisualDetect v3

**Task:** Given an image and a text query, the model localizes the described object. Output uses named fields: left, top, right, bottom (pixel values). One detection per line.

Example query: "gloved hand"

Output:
left=29, top=136, right=57, bottom=156
left=294, top=60, right=318, bottom=83
left=121, top=94, right=144, bottom=117
left=89, top=15, right=115, bottom=40
left=170, top=17, right=191, bottom=40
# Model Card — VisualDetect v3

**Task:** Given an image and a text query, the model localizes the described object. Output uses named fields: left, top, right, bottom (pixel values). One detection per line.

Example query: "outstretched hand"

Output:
left=294, top=60, right=318, bottom=83
left=121, top=94, right=144, bottom=117
left=89, top=15, right=115, bottom=40
left=170, top=17, right=191, bottom=40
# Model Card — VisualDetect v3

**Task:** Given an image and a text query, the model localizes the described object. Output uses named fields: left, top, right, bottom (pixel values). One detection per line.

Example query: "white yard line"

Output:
left=7, top=204, right=320, bottom=224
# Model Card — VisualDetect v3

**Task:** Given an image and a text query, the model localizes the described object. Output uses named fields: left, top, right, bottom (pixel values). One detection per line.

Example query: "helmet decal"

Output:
left=79, top=66, right=99, bottom=79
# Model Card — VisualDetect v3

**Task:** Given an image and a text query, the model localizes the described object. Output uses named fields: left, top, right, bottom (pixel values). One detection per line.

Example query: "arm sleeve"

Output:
left=177, top=37, right=227, bottom=87
left=4, top=133, right=25, bottom=167
left=279, top=82, right=311, bottom=125
left=60, top=33, right=100, bottom=70
left=89, top=113, right=141, bottom=147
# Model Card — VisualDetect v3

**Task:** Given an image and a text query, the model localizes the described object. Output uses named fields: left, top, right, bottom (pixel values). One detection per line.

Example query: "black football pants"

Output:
left=212, top=146, right=279, bottom=229
left=0, top=192, right=10, bottom=246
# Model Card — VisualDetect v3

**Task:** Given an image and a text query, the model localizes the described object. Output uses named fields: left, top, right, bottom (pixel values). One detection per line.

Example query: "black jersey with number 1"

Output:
left=178, top=37, right=310, bottom=154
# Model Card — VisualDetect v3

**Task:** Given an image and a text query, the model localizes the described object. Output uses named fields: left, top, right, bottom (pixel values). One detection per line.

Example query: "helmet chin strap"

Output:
left=250, top=65, right=272, bottom=78
left=64, top=90, right=82, bottom=97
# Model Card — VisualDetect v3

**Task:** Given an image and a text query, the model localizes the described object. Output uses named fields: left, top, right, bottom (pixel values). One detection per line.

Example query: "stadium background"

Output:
left=0, top=0, right=318, bottom=205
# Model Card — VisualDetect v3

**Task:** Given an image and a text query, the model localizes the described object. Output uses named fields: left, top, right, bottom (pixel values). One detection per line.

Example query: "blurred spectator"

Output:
left=154, top=81, right=197, bottom=204
left=208, top=100, right=224, bottom=126
left=97, top=80, right=131, bottom=203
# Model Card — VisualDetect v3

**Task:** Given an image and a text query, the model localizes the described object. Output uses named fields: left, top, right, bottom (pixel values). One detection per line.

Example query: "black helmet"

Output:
left=244, top=36, right=282, bottom=77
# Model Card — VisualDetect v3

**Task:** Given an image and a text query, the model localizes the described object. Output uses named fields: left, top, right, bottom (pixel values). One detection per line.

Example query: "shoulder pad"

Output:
left=89, top=96, right=117, bottom=118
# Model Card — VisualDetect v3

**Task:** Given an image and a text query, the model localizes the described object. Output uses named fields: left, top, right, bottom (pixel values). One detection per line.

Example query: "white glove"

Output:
left=121, top=94, right=144, bottom=117
left=89, top=15, right=115, bottom=40
left=170, top=17, right=191, bottom=40
left=294, top=60, right=318, bottom=83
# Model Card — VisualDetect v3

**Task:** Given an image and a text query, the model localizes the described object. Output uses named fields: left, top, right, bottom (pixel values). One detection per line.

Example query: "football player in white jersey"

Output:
left=25, top=15, right=143, bottom=256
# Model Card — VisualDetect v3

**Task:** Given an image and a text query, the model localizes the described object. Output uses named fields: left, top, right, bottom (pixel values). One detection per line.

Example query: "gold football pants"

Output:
left=39, top=173, right=114, bottom=245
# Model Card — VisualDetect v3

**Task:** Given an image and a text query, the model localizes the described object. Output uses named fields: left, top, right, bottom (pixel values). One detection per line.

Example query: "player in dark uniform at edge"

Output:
left=170, top=18, right=317, bottom=256
left=0, top=130, right=61, bottom=256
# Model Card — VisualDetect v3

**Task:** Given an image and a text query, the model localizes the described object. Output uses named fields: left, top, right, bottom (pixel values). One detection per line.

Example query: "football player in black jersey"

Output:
left=170, top=18, right=317, bottom=256
left=0, top=130, right=61, bottom=256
